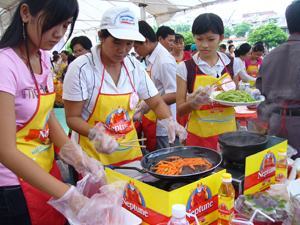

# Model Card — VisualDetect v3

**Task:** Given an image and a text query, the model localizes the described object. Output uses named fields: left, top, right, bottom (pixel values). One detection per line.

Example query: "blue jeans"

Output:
left=0, top=185, right=31, bottom=225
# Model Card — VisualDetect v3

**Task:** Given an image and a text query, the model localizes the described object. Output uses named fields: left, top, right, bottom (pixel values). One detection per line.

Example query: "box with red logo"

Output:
left=105, top=167, right=226, bottom=225
left=243, top=137, right=288, bottom=195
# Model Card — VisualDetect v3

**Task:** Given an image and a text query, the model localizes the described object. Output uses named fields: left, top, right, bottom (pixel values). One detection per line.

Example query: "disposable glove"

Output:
left=88, top=123, right=119, bottom=154
left=160, top=117, right=187, bottom=143
left=59, top=141, right=105, bottom=183
left=76, top=181, right=126, bottom=225
left=189, top=85, right=212, bottom=109
left=48, top=181, right=126, bottom=225
left=132, top=101, right=150, bottom=121
left=48, top=186, right=89, bottom=224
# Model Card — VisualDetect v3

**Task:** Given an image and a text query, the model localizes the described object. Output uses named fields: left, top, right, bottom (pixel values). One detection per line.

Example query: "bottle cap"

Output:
left=222, top=173, right=232, bottom=182
left=278, top=149, right=287, bottom=156
left=172, top=204, right=186, bottom=219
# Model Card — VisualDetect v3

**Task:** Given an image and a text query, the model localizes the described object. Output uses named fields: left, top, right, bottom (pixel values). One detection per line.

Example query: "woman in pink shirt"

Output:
left=0, top=1, right=115, bottom=225
left=245, top=42, right=265, bottom=78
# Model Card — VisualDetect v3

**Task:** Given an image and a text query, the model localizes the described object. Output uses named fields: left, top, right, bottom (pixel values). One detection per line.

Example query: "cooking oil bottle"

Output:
left=218, top=173, right=235, bottom=225
left=275, top=149, right=288, bottom=183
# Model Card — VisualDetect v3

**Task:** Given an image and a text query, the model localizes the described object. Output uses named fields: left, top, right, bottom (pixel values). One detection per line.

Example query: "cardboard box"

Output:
left=106, top=167, right=226, bottom=225
left=243, top=137, right=288, bottom=195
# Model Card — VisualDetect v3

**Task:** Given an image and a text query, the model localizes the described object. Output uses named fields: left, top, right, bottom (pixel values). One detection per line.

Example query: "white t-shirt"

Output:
left=145, top=43, right=177, bottom=136
left=233, top=57, right=256, bottom=82
left=177, top=52, right=231, bottom=81
left=63, top=46, right=158, bottom=141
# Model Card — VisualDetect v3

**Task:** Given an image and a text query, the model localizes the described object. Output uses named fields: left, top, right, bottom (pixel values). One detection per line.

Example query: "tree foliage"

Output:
left=181, top=32, right=194, bottom=46
left=224, top=27, right=232, bottom=38
left=233, top=22, right=252, bottom=37
left=171, top=24, right=191, bottom=33
left=248, top=23, right=288, bottom=49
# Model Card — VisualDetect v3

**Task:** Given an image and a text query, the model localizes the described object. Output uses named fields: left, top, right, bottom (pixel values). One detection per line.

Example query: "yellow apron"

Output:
left=185, top=57, right=236, bottom=149
left=16, top=77, right=65, bottom=225
left=79, top=63, right=142, bottom=165
left=17, top=93, right=55, bottom=172
left=187, top=73, right=236, bottom=137
left=246, top=62, right=259, bottom=78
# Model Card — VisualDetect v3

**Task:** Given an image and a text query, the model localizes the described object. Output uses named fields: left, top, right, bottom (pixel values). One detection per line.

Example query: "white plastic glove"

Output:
left=160, top=117, right=187, bottom=143
left=189, top=85, right=212, bottom=109
left=48, top=181, right=126, bottom=225
left=132, top=100, right=150, bottom=121
left=76, top=181, right=126, bottom=225
left=88, top=123, right=119, bottom=154
left=59, top=141, right=105, bottom=182
left=48, top=186, right=89, bottom=224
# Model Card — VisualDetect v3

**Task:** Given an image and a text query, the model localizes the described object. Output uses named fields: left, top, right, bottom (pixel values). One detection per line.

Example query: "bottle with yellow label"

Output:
left=218, top=173, right=235, bottom=225
left=275, top=149, right=288, bottom=183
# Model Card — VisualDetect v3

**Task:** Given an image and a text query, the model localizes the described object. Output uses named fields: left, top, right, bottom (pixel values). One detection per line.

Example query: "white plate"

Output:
left=210, top=91, right=265, bottom=107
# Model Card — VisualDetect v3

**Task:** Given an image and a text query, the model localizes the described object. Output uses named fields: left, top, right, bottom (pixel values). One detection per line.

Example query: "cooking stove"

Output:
left=134, top=158, right=245, bottom=196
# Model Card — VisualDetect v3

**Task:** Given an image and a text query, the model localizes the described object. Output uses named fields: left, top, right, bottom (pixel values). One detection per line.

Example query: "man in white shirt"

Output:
left=134, top=20, right=178, bottom=150
left=156, top=25, right=175, bottom=53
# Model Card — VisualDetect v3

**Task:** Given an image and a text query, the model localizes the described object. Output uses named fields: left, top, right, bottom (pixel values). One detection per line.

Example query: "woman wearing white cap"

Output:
left=63, top=7, right=187, bottom=166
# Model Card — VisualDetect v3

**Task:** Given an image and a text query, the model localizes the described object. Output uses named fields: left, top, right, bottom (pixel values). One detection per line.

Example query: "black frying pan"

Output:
left=219, top=131, right=268, bottom=163
left=107, top=146, right=222, bottom=181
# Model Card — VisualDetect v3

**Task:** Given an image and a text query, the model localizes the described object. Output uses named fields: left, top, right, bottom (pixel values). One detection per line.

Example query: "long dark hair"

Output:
left=234, top=43, right=251, bottom=57
left=0, top=0, right=79, bottom=48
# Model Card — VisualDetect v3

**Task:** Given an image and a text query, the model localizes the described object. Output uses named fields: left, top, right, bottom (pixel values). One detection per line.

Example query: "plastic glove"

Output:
left=76, top=174, right=106, bottom=198
left=132, top=101, right=150, bottom=121
left=88, top=123, right=119, bottom=154
left=59, top=141, right=105, bottom=183
left=76, top=181, right=126, bottom=225
left=48, top=181, right=126, bottom=225
left=160, top=117, right=187, bottom=143
left=48, top=186, right=89, bottom=224
left=189, top=85, right=212, bottom=109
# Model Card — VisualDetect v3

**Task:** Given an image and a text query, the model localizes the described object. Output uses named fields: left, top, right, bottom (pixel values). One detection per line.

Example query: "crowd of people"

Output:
left=0, top=0, right=299, bottom=224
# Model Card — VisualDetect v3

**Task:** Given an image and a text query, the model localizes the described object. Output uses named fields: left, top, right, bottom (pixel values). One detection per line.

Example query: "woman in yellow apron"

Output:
left=63, top=7, right=187, bottom=166
left=0, top=1, right=117, bottom=225
left=177, top=13, right=236, bottom=150
left=245, top=42, right=265, bottom=78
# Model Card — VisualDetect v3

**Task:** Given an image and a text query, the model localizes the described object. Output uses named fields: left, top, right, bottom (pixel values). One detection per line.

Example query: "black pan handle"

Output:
left=105, top=165, right=146, bottom=173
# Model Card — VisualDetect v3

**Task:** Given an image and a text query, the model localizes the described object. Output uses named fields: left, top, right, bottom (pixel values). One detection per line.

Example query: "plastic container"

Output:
left=275, top=149, right=287, bottom=183
left=218, top=173, right=235, bottom=225
left=167, top=204, right=189, bottom=225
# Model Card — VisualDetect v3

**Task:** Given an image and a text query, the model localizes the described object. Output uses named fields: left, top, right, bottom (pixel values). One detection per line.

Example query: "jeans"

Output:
left=0, top=185, right=31, bottom=225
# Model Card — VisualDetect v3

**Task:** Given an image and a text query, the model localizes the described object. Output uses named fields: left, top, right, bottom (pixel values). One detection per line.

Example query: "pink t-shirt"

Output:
left=0, top=48, right=54, bottom=186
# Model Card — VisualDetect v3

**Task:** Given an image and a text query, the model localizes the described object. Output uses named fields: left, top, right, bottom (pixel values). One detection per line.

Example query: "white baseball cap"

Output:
left=100, top=7, right=145, bottom=42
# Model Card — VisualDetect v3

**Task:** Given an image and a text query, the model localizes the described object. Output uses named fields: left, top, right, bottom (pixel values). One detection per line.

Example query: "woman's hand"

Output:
left=88, top=123, right=119, bottom=154
left=59, top=141, right=106, bottom=181
left=160, top=117, right=187, bottom=143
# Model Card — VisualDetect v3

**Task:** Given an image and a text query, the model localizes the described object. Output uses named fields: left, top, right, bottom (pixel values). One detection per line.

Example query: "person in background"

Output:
left=256, top=0, right=300, bottom=158
left=228, top=44, right=235, bottom=58
left=156, top=25, right=175, bottom=52
left=172, top=33, right=186, bottom=63
left=70, top=35, right=92, bottom=58
left=245, top=41, right=264, bottom=78
left=0, top=1, right=112, bottom=225
left=227, top=39, right=233, bottom=45
left=233, top=43, right=256, bottom=84
left=133, top=20, right=182, bottom=151
left=176, top=13, right=236, bottom=150
left=63, top=7, right=186, bottom=165
left=219, top=44, right=226, bottom=53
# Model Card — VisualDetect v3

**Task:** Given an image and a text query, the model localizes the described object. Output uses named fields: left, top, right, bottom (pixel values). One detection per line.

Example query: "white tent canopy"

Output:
left=0, top=0, right=237, bottom=36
